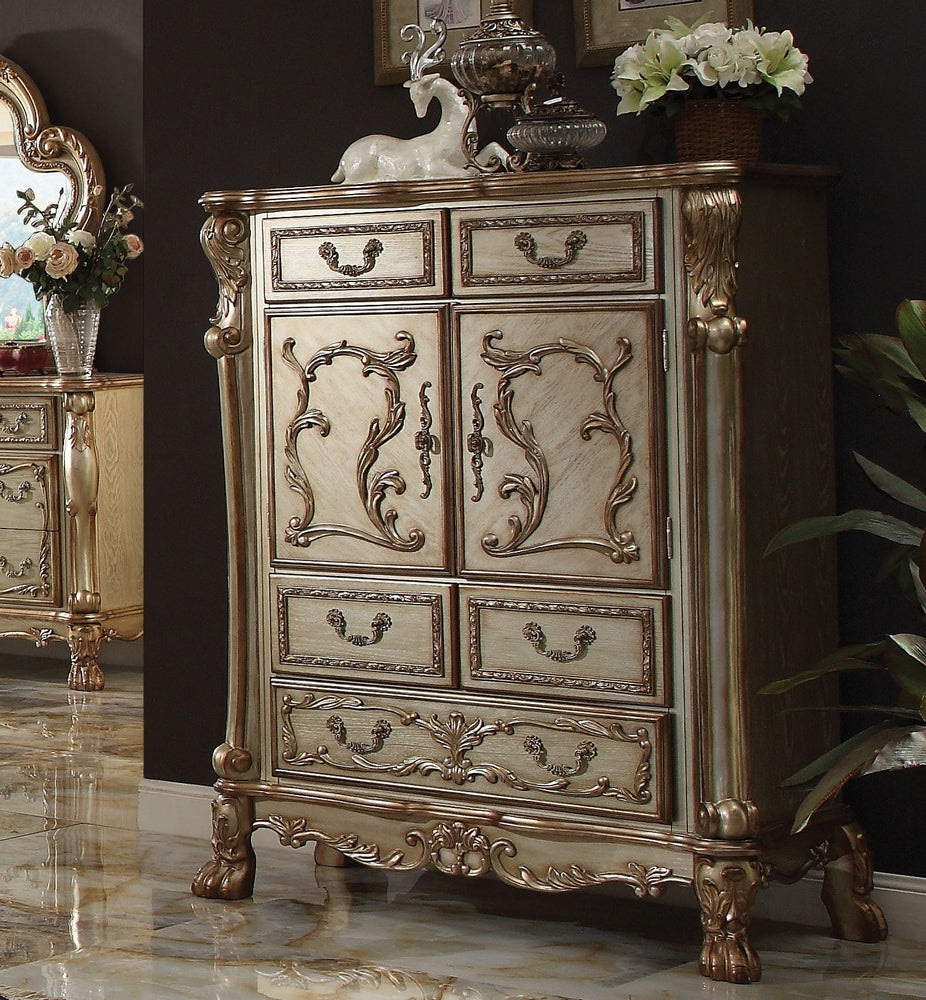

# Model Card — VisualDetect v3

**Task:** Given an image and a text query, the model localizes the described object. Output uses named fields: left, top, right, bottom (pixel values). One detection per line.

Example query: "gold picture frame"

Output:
left=374, top=0, right=535, bottom=85
left=573, top=0, right=754, bottom=68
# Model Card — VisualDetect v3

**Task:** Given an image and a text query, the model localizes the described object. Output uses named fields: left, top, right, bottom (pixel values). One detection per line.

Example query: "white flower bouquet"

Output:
left=611, top=18, right=812, bottom=119
left=0, top=185, right=143, bottom=314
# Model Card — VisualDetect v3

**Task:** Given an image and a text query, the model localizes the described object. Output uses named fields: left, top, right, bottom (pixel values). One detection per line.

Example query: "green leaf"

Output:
left=897, top=300, right=926, bottom=378
left=759, top=642, right=888, bottom=695
left=854, top=453, right=926, bottom=512
left=788, top=723, right=916, bottom=833
left=886, top=635, right=926, bottom=718
left=766, top=509, right=922, bottom=555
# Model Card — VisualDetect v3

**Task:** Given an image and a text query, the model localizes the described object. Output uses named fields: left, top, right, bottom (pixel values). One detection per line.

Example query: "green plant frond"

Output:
left=898, top=299, right=926, bottom=378
left=903, top=393, right=926, bottom=434
left=854, top=453, right=926, bottom=511
left=886, top=635, right=926, bottom=718
left=765, top=510, right=922, bottom=555
left=789, top=723, right=924, bottom=833
left=758, top=643, right=888, bottom=695
left=841, top=332, right=921, bottom=378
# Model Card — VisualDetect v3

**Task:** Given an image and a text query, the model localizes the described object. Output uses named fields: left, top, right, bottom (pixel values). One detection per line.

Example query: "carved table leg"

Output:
left=821, top=820, right=888, bottom=942
left=192, top=790, right=257, bottom=899
left=694, top=855, right=763, bottom=983
left=67, top=622, right=105, bottom=691
left=315, top=841, right=349, bottom=868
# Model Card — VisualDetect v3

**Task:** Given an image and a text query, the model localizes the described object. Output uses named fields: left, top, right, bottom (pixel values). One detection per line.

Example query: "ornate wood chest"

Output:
left=193, top=165, right=886, bottom=982
left=0, top=373, right=143, bottom=690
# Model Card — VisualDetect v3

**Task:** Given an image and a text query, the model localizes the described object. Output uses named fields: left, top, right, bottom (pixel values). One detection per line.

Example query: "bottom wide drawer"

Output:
left=271, top=683, right=672, bottom=824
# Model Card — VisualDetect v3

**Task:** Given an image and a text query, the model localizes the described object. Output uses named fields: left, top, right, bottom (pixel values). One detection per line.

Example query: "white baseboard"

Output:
left=137, top=779, right=925, bottom=944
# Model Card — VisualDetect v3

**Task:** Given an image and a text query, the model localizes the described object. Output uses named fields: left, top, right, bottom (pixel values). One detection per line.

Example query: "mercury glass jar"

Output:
left=450, top=1, right=556, bottom=110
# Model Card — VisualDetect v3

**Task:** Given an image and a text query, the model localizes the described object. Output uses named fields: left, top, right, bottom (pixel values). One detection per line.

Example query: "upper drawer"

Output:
left=0, top=457, right=58, bottom=532
left=262, top=210, right=447, bottom=301
left=0, top=396, right=57, bottom=448
left=452, top=199, right=661, bottom=296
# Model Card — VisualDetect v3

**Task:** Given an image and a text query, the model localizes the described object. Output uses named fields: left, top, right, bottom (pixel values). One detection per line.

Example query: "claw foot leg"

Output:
left=821, top=820, right=887, bottom=942
left=67, top=623, right=105, bottom=691
left=694, top=855, right=763, bottom=983
left=192, top=791, right=256, bottom=899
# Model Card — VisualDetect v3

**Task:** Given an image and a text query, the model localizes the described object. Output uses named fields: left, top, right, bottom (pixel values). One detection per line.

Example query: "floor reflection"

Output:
left=0, top=656, right=920, bottom=1000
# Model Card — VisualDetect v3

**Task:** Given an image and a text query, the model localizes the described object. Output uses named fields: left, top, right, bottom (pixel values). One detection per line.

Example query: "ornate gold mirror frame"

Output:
left=0, top=56, right=105, bottom=229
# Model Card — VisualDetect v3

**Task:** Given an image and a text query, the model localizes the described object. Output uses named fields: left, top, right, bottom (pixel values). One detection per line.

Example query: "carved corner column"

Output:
left=201, top=209, right=258, bottom=791
left=683, top=187, right=763, bottom=982
left=682, top=186, right=752, bottom=809
left=62, top=390, right=104, bottom=691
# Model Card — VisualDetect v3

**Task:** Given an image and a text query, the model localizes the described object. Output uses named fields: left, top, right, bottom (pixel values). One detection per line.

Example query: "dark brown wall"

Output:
left=12, top=1, right=925, bottom=876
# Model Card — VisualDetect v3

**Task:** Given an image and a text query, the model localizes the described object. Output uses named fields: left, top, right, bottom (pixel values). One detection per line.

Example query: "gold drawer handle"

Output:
left=514, top=229, right=588, bottom=270
left=0, top=411, right=29, bottom=435
left=522, top=735, right=598, bottom=777
left=325, top=608, right=392, bottom=646
left=522, top=621, right=597, bottom=662
left=467, top=382, right=492, bottom=502
left=318, top=238, right=384, bottom=277
left=0, top=478, right=32, bottom=503
left=0, top=555, right=33, bottom=579
left=415, top=381, right=440, bottom=500
left=326, top=715, right=393, bottom=754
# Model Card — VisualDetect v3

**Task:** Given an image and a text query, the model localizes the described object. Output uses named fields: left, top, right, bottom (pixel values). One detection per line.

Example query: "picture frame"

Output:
left=374, top=0, right=534, bottom=85
left=573, top=0, right=754, bottom=68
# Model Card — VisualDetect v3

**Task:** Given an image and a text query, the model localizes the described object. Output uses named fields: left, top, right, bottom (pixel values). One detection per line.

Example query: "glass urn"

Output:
left=507, top=90, right=607, bottom=170
left=450, top=1, right=556, bottom=110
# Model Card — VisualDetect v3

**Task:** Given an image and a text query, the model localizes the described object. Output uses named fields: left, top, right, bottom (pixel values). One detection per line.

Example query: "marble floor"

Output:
left=0, top=656, right=922, bottom=1000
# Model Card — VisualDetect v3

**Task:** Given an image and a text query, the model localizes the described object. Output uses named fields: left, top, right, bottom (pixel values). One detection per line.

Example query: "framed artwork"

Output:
left=573, top=0, right=754, bottom=67
left=374, top=0, right=534, bottom=85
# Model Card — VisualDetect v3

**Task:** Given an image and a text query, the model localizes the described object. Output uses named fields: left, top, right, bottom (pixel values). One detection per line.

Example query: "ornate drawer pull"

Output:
left=0, top=555, right=32, bottom=579
left=326, top=715, right=393, bottom=754
left=467, top=382, right=492, bottom=501
left=0, top=411, right=29, bottom=435
left=0, top=479, right=32, bottom=503
left=325, top=608, right=392, bottom=646
left=514, top=229, right=588, bottom=270
left=522, top=734, right=598, bottom=777
left=522, top=621, right=597, bottom=662
left=415, top=381, right=440, bottom=499
left=317, top=238, right=384, bottom=277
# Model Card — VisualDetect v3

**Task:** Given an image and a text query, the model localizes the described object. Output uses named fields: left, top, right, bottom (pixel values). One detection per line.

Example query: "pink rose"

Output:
left=13, top=245, right=35, bottom=271
left=0, top=244, right=16, bottom=278
left=124, top=233, right=144, bottom=259
left=44, top=241, right=81, bottom=279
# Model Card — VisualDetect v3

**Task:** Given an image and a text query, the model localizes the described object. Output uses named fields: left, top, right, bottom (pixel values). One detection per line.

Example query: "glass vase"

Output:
left=43, top=295, right=101, bottom=376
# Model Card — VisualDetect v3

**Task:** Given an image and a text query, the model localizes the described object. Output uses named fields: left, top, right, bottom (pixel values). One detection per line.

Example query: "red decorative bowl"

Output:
left=0, top=341, right=49, bottom=375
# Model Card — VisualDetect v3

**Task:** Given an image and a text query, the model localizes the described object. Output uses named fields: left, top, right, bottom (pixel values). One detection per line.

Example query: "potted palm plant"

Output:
left=764, top=298, right=926, bottom=833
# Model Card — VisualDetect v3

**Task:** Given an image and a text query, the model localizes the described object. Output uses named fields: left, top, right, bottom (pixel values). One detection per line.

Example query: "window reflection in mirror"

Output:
left=0, top=104, right=70, bottom=341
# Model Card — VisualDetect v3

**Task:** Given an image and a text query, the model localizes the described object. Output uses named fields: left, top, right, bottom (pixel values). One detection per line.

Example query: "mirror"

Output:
left=0, top=56, right=104, bottom=342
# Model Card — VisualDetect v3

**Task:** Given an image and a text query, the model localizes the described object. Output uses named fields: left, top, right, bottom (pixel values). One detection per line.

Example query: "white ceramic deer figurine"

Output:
left=331, top=21, right=508, bottom=184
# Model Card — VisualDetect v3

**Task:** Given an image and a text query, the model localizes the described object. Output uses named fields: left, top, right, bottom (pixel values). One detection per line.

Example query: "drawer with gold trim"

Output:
left=273, top=576, right=454, bottom=687
left=0, top=397, right=57, bottom=448
left=452, top=199, right=661, bottom=295
left=262, top=210, right=446, bottom=301
left=0, top=457, right=58, bottom=533
left=460, top=586, right=669, bottom=707
left=0, top=527, right=60, bottom=606
left=271, top=682, right=671, bottom=823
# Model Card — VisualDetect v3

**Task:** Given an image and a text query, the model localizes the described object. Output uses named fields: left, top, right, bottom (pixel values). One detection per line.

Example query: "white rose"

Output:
left=0, top=244, right=16, bottom=278
left=44, top=241, right=81, bottom=279
left=66, top=229, right=96, bottom=250
left=24, top=231, right=56, bottom=261
left=682, top=22, right=732, bottom=57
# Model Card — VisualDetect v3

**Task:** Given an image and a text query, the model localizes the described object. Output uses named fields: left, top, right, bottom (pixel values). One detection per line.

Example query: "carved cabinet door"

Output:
left=457, top=301, right=665, bottom=586
left=267, top=308, right=449, bottom=572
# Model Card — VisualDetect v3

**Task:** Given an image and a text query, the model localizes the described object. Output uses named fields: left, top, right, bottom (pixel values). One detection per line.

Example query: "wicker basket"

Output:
left=674, top=100, right=762, bottom=163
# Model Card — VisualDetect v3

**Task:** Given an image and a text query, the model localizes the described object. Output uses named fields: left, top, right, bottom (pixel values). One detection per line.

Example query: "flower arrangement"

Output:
left=0, top=185, right=143, bottom=314
left=611, top=18, right=812, bottom=119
